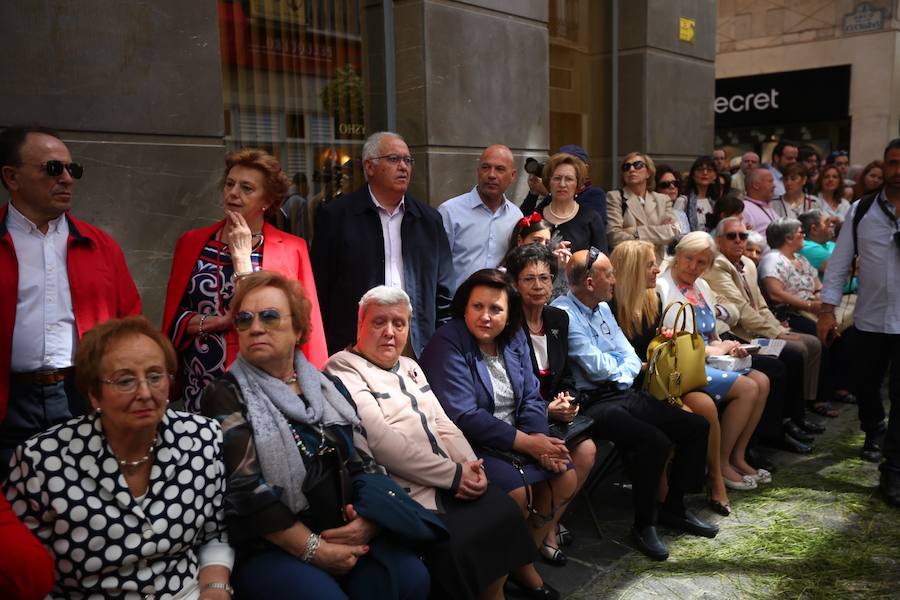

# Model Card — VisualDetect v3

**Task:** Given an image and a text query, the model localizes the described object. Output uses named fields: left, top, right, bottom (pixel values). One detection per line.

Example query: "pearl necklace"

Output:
left=546, top=201, right=577, bottom=222
left=111, top=443, right=156, bottom=470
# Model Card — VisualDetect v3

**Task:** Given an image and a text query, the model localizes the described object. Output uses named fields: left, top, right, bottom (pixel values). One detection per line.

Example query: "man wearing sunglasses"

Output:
left=312, top=131, right=452, bottom=357
left=705, top=216, right=825, bottom=455
left=0, top=126, right=141, bottom=476
left=552, top=248, right=714, bottom=561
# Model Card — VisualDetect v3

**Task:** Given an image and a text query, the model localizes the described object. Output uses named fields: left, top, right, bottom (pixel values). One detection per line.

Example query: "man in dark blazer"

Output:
left=312, top=131, right=453, bottom=356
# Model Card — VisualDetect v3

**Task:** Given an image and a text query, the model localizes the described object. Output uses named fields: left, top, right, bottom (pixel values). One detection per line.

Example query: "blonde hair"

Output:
left=541, top=152, right=587, bottom=190
left=609, top=240, right=659, bottom=340
left=620, top=151, right=656, bottom=186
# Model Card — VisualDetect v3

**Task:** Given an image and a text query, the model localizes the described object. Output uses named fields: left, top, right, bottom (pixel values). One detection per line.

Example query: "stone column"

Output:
left=0, top=1, right=225, bottom=323
left=616, top=0, right=717, bottom=173
left=391, top=0, right=550, bottom=206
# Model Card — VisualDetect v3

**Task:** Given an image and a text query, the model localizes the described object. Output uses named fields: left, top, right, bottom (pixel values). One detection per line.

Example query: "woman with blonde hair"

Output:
left=606, top=152, right=680, bottom=263
left=610, top=240, right=733, bottom=515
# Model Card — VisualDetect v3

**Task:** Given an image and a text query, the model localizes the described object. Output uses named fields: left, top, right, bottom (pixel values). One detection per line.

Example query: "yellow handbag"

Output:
left=644, top=301, right=707, bottom=406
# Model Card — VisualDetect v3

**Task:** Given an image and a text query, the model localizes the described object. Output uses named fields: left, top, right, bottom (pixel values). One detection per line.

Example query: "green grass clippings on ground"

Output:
left=587, top=429, right=900, bottom=600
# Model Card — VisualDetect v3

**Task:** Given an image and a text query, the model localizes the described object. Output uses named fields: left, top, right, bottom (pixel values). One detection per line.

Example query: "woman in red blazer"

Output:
left=162, top=149, right=327, bottom=411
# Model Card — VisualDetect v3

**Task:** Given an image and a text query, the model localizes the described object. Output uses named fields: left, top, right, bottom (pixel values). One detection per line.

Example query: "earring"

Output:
left=95, top=407, right=102, bottom=415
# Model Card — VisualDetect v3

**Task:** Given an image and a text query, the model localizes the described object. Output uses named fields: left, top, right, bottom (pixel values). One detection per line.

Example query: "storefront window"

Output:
left=218, top=0, right=369, bottom=237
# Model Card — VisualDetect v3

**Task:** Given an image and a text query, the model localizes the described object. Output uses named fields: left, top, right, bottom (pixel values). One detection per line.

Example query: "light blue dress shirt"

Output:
left=438, top=186, right=522, bottom=294
left=822, top=192, right=900, bottom=334
left=551, top=292, right=642, bottom=391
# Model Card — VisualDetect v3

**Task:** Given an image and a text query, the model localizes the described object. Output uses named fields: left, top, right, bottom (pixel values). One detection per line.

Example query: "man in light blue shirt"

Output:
left=766, top=140, right=798, bottom=197
left=439, top=145, right=522, bottom=294
left=552, top=248, right=714, bottom=561
left=818, top=138, right=900, bottom=506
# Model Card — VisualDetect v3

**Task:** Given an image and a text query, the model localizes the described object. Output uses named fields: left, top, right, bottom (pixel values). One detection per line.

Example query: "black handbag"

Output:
left=547, top=414, right=594, bottom=446
left=300, top=427, right=352, bottom=532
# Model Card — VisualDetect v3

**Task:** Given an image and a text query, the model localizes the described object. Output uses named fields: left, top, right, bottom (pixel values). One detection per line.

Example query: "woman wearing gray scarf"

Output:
left=200, top=271, right=430, bottom=600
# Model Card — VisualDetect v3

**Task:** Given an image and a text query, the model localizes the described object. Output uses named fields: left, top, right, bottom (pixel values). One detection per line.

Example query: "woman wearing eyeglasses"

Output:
left=421, top=269, right=578, bottom=600
left=537, top=153, right=607, bottom=256
left=162, top=148, right=327, bottom=412
left=673, top=156, right=722, bottom=233
left=607, top=152, right=680, bottom=263
left=200, top=271, right=432, bottom=600
left=6, top=316, right=235, bottom=598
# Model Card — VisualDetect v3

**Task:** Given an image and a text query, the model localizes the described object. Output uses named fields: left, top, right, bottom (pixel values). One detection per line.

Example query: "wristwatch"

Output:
left=201, top=582, right=234, bottom=595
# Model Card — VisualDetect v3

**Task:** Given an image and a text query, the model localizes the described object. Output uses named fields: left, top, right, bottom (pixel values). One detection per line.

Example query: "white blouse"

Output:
left=5, top=409, right=233, bottom=599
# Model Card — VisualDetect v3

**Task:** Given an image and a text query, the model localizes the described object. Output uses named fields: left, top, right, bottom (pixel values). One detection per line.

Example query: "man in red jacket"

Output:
left=0, top=126, right=141, bottom=476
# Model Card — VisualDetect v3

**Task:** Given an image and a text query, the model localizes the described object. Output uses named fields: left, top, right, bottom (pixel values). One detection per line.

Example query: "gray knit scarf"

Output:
left=229, top=352, right=360, bottom=514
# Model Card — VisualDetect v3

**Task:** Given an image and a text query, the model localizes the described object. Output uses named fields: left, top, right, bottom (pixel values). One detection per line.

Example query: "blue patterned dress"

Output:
left=679, top=286, right=740, bottom=404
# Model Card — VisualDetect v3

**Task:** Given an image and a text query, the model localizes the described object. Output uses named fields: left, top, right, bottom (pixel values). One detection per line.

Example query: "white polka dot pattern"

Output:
left=5, top=410, right=229, bottom=598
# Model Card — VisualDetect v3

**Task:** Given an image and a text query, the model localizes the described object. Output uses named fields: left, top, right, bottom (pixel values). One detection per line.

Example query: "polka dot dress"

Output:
left=5, top=410, right=228, bottom=599
left=691, top=301, right=740, bottom=404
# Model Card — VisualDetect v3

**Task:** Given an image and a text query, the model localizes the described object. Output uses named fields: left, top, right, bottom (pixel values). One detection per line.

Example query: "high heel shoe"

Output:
left=539, top=542, right=567, bottom=566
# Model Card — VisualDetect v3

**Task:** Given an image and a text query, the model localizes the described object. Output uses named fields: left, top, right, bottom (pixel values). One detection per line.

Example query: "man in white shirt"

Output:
left=818, top=138, right=900, bottom=506
left=439, top=145, right=521, bottom=294
left=0, top=126, right=141, bottom=475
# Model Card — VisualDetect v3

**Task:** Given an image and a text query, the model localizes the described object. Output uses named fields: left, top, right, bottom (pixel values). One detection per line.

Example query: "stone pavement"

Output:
left=505, top=401, right=900, bottom=600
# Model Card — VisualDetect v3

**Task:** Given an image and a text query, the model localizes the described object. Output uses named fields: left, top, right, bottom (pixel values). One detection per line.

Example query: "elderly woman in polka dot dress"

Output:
left=4, top=316, right=234, bottom=599
left=656, top=232, right=772, bottom=493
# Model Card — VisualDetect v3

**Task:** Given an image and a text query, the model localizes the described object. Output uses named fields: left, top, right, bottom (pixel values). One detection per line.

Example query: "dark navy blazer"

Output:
left=419, top=318, right=549, bottom=451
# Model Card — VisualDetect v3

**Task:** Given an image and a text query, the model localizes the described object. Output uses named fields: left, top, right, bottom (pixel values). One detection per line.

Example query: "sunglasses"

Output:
left=724, top=231, right=749, bottom=241
left=586, top=245, right=601, bottom=272
left=234, top=308, right=283, bottom=331
left=657, top=180, right=678, bottom=189
left=36, top=160, right=84, bottom=179
left=621, top=160, right=646, bottom=172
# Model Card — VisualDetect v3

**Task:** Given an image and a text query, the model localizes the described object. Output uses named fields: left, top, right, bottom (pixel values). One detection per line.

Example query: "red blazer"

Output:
left=0, top=494, right=54, bottom=599
left=161, top=220, right=328, bottom=378
left=0, top=205, right=142, bottom=423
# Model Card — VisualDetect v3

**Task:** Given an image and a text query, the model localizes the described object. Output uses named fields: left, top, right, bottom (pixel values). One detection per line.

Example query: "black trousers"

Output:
left=581, top=388, right=709, bottom=527
left=850, top=330, right=900, bottom=473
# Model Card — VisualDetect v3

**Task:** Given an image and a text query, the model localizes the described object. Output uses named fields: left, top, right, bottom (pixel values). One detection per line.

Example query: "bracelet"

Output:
left=232, top=270, right=252, bottom=284
left=198, top=313, right=209, bottom=337
left=201, top=581, right=234, bottom=596
left=301, top=532, right=321, bottom=563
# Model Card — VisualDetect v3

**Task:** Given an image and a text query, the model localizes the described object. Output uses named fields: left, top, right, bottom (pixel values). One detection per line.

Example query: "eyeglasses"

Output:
left=551, top=175, right=577, bottom=185
left=373, top=154, right=415, bottom=166
left=585, top=246, right=601, bottom=273
left=621, top=160, right=646, bottom=172
left=657, top=180, right=678, bottom=189
left=234, top=308, right=283, bottom=331
left=520, top=274, right=553, bottom=287
left=100, top=372, right=171, bottom=394
left=29, top=160, right=84, bottom=179
left=724, top=231, right=749, bottom=241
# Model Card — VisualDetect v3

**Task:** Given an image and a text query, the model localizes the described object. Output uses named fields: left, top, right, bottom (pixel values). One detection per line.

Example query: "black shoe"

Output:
left=879, top=472, right=900, bottom=507
left=795, top=418, right=826, bottom=434
left=779, top=432, right=813, bottom=454
left=658, top=509, right=719, bottom=538
left=631, top=525, right=669, bottom=561
left=745, top=447, right=776, bottom=473
left=507, top=579, right=560, bottom=600
left=862, top=429, right=886, bottom=463
left=784, top=420, right=815, bottom=442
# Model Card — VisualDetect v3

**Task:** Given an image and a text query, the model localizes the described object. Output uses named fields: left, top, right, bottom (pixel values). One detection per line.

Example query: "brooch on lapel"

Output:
left=408, top=367, right=420, bottom=383
left=550, top=328, right=559, bottom=338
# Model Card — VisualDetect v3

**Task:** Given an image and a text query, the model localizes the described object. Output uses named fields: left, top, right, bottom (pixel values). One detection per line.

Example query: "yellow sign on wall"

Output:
left=679, top=17, right=696, bottom=43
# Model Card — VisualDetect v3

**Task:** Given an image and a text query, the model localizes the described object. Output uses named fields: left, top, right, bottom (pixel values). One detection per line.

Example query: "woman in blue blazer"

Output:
left=420, top=269, right=577, bottom=600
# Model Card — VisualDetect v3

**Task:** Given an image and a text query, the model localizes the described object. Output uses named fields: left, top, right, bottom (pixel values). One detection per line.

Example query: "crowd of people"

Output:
left=0, top=123, right=898, bottom=600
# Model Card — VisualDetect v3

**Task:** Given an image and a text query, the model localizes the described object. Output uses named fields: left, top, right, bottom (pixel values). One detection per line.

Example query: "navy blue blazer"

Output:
left=311, top=186, right=453, bottom=356
left=419, top=319, right=549, bottom=451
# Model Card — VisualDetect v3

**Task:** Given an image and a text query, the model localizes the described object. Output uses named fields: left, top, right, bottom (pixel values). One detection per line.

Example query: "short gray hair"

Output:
left=765, top=218, right=802, bottom=249
left=362, top=131, right=404, bottom=162
left=746, top=231, right=765, bottom=249
left=357, top=285, right=412, bottom=323
left=798, top=209, right=823, bottom=235
left=674, top=231, right=718, bottom=260
left=745, top=167, right=771, bottom=191
left=715, top=216, right=745, bottom=238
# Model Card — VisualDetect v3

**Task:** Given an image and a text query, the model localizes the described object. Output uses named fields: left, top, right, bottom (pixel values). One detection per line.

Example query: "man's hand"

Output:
left=816, top=311, right=839, bottom=346
left=455, top=459, right=487, bottom=500
left=528, top=174, right=548, bottom=196
left=320, top=504, right=379, bottom=546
